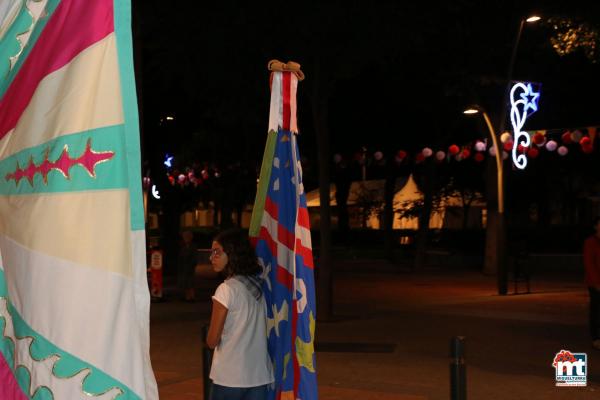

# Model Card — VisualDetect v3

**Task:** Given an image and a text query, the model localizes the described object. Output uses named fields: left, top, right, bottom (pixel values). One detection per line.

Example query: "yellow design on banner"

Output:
left=267, top=300, right=288, bottom=337
left=295, top=312, right=316, bottom=373
left=282, top=352, right=290, bottom=381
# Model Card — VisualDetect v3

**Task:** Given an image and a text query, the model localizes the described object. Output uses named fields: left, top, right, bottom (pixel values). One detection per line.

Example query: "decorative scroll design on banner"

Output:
left=7, top=0, right=49, bottom=72
left=0, top=298, right=125, bottom=399
left=5, top=138, right=115, bottom=186
left=510, top=82, right=541, bottom=170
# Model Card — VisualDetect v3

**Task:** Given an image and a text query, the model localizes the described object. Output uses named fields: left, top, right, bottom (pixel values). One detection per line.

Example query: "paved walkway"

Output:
left=150, top=261, right=600, bottom=399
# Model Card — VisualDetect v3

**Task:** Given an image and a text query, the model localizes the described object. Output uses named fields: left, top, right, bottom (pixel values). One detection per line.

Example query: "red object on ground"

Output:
left=149, top=249, right=163, bottom=298
left=448, top=145, right=460, bottom=155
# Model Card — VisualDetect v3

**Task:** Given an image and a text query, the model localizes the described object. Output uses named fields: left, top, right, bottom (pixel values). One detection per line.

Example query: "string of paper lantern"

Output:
left=335, top=126, right=598, bottom=167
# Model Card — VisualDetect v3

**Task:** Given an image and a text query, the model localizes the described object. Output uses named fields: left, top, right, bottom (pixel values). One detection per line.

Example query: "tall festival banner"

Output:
left=0, top=1, right=158, bottom=399
left=249, top=61, right=318, bottom=400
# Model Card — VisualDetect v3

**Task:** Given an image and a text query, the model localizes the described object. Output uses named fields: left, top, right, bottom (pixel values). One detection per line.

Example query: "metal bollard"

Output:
left=450, top=336, right=466, bottom=400
left=202, top=325, right=213, bottom=400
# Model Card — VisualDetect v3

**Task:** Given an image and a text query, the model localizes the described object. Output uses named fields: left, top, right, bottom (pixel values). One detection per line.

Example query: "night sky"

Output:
left=136, top=1, right=600, bottom=185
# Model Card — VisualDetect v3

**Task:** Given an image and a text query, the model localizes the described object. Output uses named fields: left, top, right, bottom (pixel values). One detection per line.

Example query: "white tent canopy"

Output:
left=306, top=175, right=486, bottom=230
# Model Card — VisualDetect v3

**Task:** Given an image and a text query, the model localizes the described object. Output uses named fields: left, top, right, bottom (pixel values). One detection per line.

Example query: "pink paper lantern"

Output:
left=475, top=141, right=486, bottom=152
left=545, top=140, right=558, bottom=152
left=557, top=146, right=569, bottom=156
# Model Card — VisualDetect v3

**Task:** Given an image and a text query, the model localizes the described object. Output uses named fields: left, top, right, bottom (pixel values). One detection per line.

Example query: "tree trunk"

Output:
left=312, top=60, right=333, bottom=321
left=414, top=163, right=434, bottom=270
left=483, top=156, right=498, bottom=275
left=383, top=164, right=396, bottom=261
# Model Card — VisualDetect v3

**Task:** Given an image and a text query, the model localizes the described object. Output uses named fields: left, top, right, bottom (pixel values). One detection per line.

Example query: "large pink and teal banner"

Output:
left=0, top=0, right=157, bottom=398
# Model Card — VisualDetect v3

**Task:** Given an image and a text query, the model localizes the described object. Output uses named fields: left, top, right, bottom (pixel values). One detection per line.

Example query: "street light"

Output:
left=498, top=15, right=541, bottom=134
left=464, top=105, right=506, bottom=295
left=463, top=106, right=503, bottom=214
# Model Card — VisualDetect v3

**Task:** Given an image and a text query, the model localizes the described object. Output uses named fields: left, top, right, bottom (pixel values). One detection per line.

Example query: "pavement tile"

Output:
left=319, top=386, right=427, bottom=399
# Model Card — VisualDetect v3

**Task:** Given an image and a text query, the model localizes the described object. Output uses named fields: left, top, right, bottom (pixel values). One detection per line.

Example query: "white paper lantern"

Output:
left=558, top=146, right=569, bottom=156
left=488, top=146, right=497, bottom=157
left=435, top=150, right=446, bottom=161
left=422, top=147, right=433, bottom=158
left=545, top=140, right=558, bottom=152
left=374, top=151, right=384, bottom=161
left=500, top=132, right=512, bottom=143
left=475, top=141, right=486, bottom=152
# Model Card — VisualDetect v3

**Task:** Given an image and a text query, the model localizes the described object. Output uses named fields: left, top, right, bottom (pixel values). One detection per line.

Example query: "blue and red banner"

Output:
left=250, top=68, right=318, bottom=400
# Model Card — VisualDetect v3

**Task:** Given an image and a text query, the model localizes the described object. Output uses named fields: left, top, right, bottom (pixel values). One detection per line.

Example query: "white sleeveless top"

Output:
left=210, top=278, right=274, bottom=387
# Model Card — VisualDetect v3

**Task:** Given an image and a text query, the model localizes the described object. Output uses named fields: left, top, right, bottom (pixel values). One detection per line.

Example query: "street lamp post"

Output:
left=464, top=106, right=506, bottom=295
left=498, top=15, right=541, bottom=135
left=473, top=15, right=540, bottom=295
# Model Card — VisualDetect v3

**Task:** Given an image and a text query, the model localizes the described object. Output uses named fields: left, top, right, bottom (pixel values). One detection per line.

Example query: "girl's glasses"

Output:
left=210, top=248, right=224, bottom=258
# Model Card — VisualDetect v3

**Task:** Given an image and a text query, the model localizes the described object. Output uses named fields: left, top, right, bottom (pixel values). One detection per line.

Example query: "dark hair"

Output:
left=214, top=229, right=262, bottom=277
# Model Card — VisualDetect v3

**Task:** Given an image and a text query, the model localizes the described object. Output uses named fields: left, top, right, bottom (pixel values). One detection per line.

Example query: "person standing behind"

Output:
left=177, top=229, right=197, bottom=302
left=206, top=229, right=273, bottom=399
left=583, top=217, right=600, bottom=350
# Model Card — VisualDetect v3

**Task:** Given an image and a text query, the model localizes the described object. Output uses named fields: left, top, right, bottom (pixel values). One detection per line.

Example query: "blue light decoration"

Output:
left=510, top=82, right=541, bottom=169
left=163, top=154, right=174, bottom=168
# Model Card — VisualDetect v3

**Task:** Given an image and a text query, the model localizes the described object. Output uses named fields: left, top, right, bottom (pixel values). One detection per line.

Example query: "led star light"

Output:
left=510, top=82, right=541, bottom=170
left=163, top=154, right=173, bottom=168
left=520, top=83, right=540, bottom=114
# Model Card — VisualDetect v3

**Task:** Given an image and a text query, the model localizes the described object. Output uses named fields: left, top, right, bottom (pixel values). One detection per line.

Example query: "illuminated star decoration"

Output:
left=510, top=82, right=541, bottom=170
left=5, top=138, right=115, bottom=186
left=163, top=154, right=173, bottom=168
left=520, top=82, right=540, bottom=115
